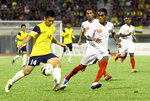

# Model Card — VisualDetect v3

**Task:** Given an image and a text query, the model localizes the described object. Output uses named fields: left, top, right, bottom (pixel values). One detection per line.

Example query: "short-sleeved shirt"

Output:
left=29, top=22, right=56, bottom=56
left=16, top=31, right=28, bottom=47
left=61, top=28, right=75, bottom=44
left=85, top=21, right=115, bottom=52
left=119, top=24, right=135, bottom=42
left=81, top=19, right=99, bottom=45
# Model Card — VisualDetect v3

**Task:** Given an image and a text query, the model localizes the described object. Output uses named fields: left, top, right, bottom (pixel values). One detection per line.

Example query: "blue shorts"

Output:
left=17, top=46, right=27, bottom=54
left=64, top=43, right=72, bottom=52
left=27, top=53, right=57, bottom=66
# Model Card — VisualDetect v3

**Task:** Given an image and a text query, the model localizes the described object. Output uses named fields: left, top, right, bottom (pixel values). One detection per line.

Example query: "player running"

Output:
left=60, top=8, right=120, bottom=90
left=114, top=16, right=138, bottom=72
left=78, top=8, right=113, bottom=81
left=5, top=10, right=68, bottom=92
left=60, top=22, right=76, bottom=63
left=12, top=24, right=28, bottom=67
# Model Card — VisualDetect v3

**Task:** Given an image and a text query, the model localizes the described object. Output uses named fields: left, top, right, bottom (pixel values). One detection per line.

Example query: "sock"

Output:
left=60, top=52, right=64, bottom=60
left=13, top=55, right=21, bottom=61
left=66, top=65, right=83, bottom=81
left=53, top=68, right=61, bottom=86
left=22, top=54, right=27, bottom=65
left=68, top=51, right=72, bottom=62
left=9, top=70, right=25, bottom=85
left=98, top=61, right=108, bottom=77
left=121, top=54, right=127, bottom=62
left=130, top=57, right=135, bottom=69
left=94, top=61, right=107, bottom=82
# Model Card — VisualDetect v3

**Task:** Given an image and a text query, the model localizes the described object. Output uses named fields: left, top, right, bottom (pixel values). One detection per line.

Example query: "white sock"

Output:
left=60, top=52, right=64, bottom=60
left=22, top=54, right=27, bottom=65
left=13, top=55, right=21, bottom=61
left=9, top=70, right=25, bottom=85
left=68, top=51, right=72, bottom=62
left=52, top=68, right=61, bottom=86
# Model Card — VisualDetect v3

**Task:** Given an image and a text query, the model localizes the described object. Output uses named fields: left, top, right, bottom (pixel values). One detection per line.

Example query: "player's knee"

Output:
left=23, top=69, right=32, bottom=75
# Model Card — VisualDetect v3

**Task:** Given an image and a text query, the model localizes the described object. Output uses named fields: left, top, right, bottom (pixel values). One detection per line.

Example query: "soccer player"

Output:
left=60, top=22, right=76, bottom=63
left=78, top=8, right=112, bottom=81
left=5, top=10, right=68, bottom=92
left=12, top=24, right=28, bottom=67
left=61, top=8, right=120, bottom=89
left=114, top=16, right=138, bottom=72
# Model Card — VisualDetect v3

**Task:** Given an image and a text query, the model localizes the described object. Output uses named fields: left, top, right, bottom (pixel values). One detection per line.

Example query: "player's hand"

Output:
left=18, top=44, right=23, bottom=50
left=66, top=34, right=69, bottom=37
left=73, top=37, right=76, bottom=40
left=78, top=39, right=82, bottom=45
left=61, top=44, right=69, bottom=50
left=94, top=38, right=102, bottom=43
left=117, top=43, right=121, bottom=48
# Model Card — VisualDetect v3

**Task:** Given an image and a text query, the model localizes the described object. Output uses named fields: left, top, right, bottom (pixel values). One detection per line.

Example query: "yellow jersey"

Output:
left=16, top=31, right=28, bottom=47
left=29, top=22, right=56, bottom=56
left=61, top=28, right=75, bottom=44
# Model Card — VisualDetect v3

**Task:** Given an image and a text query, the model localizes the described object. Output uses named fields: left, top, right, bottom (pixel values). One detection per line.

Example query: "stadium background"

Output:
left=0, top=0, right=150, bottom=56
left=0, top=1, right=150, bottom=101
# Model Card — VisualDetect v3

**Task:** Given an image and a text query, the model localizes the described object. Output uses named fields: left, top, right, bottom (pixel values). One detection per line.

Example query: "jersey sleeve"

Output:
left=119, top=26, right=124, bottom=34
left=16, top=32, right=22, bottom=39
left=29, top=26, right=41, bottom=38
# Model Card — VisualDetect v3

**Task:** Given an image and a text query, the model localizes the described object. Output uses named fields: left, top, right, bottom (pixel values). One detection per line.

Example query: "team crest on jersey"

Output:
left=97, top=29, right=102, bottom=33
left=126, top=30, right=129, bottom=32
left=86, top=27, right=89, bottom=31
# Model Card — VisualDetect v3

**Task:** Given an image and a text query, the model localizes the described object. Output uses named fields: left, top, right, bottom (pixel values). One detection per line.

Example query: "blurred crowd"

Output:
left=0, top=0, right=97, bottom=26
left=0, top=0, right=150, bottom=26
left=111, top=0, right=150, bottom=26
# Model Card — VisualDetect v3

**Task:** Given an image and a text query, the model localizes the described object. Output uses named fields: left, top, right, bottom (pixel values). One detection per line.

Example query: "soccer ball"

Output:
left=41, top=64, right=53, bottom=76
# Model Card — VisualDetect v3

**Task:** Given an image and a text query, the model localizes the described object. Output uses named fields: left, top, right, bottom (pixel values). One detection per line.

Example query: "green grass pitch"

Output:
left=0, top=56, right=150, bottom=101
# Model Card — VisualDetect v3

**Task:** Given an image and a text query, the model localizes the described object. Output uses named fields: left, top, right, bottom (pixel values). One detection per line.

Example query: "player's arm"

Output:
left=16, top=32, right=24, bottom=41
left=86, top=35, right=101, bottom=43
left=71, top=30, right=76, bottom=40
left=18, top=35, right=33, bottom=50
left=78, top=31, right=84, bottom=45
left=120, top=32, right=132, bottom=37
left=52, top=37, right=69, bottom=49
left=61, top=29, right=69, bottom=37
left=112, top=32, right=121, bottom=47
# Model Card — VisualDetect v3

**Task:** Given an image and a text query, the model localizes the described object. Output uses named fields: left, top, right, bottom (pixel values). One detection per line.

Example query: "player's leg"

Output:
left=68, top=43, right=73, bottom=63
left=47, top=57, right=62, bottom=91
left=5, top=65, right=35, bottom=92
left=91, top=56, right=108, bottom=89
left=120, top=53, right=127, bottom=62
left=22, top=46, right=27, bottom=67
left=60, top=46, right=66, bottom=61
left=129, top=53, right=137, bottom=72
left=12, top=48, right=21, bottom=64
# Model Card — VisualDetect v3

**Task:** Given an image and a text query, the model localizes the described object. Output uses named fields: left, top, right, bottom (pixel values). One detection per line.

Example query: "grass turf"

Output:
left=0, top=56, right=150, bottom=101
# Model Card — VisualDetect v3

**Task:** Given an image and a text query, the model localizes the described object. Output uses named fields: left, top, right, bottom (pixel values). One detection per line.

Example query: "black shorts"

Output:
left=17, top=46, right=27, bottom=54
left=27, top=53, right=57, bottom=66
left=64, top=43, right=72, bottom=52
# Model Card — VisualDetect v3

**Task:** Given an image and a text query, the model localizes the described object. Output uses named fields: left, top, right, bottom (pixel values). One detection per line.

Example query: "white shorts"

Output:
left=119, top=41, right=134, bottom=56
left=81, top=46, right=109, bottom=66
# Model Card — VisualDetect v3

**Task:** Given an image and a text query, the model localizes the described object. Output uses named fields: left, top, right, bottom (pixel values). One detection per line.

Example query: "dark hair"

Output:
left=124, top=16, right=131, bottom=20
left=86, top=8, right=94, bottom=13
left=21, top=24, right=26, bottom=28
left=98, top=8, right=107, bottom=16
left=45, top=10, right=56, bottom=18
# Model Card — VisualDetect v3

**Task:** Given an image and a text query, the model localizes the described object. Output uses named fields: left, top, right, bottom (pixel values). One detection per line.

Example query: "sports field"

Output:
left=0, top=56, right=150, bottom=101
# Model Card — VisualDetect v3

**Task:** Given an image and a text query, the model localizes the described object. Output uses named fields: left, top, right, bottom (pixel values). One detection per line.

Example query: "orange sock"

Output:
left=130, top=57, right=135, bottom=69
left=98, top=61, right=108, bottom=77
left=94, top=61, right=107, bottom=82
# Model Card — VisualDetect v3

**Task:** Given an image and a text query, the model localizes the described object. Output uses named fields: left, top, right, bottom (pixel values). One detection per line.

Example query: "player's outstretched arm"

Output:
left=52, top=37, right=69, bottom=49
left=133, top=35, right=138, bottom=42
left=18, top=35, right=33, bottom=50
